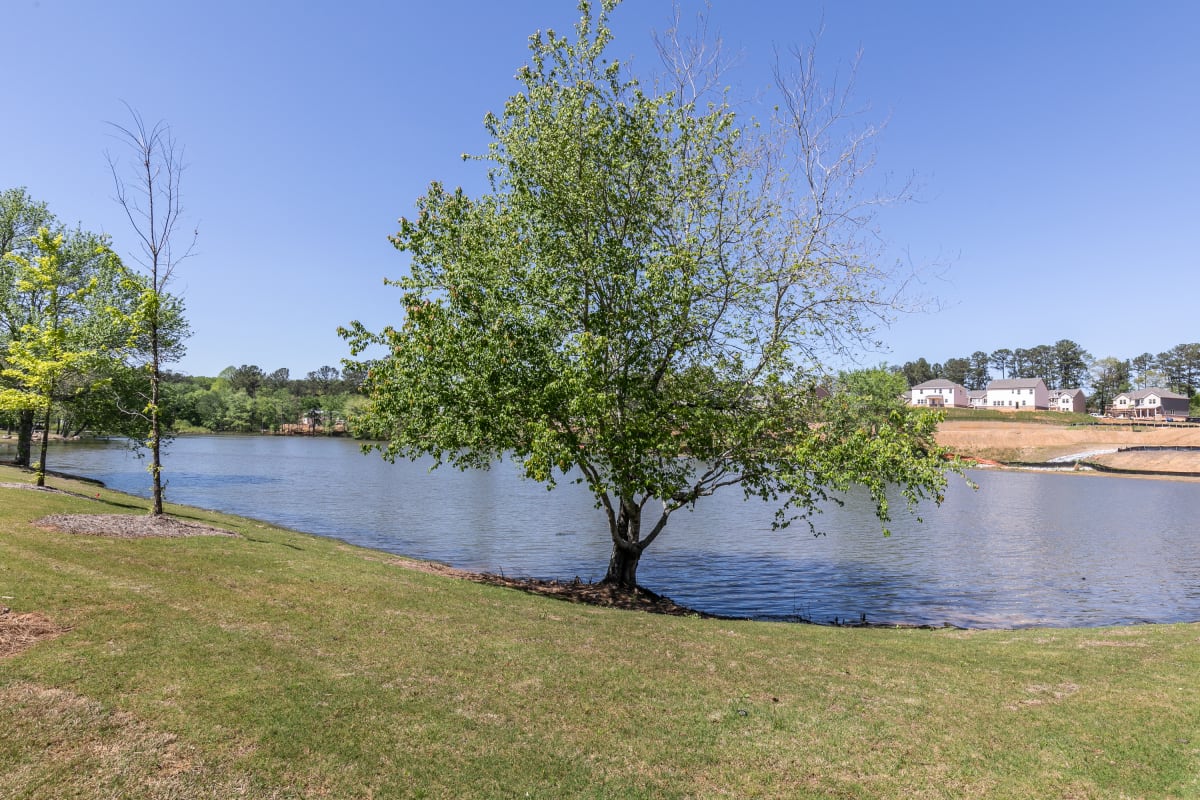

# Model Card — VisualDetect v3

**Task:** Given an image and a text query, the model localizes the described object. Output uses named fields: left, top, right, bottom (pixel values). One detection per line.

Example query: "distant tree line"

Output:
left=897, top=340, right=1200, bottom=413
left=163, top=364, right=367, bottom=433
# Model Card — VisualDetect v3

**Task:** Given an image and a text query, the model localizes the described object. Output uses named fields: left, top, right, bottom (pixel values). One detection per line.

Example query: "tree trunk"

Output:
left=602, top=498, right=643, bottom=587
left=15, top=409, right=33, bottom=468
left=149, top=320, right=164, bottom=516
left=35, top=406, right=51, bottom=488
left=604, top=542, right=642, bottom=588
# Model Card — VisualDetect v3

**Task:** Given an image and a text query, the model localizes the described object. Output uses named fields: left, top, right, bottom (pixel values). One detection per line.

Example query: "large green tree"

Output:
left=1090, top=356, right=1131, bottom=413
left=1130, top=352, right=1157, bottom=389
left=939, top=357, right=970, bottom=387
left=0, top=188, right=55, bottom=466
left=966, top=350, right=991, bottom=390
left=900, top=357, right=937, bottom=388
left=1158, top=343, right=1200, bottom=398
left=1052, top=338, right=1091, bottom=390
left=0, top=229, right=142, bottom=485
left=342, top=2, right=953, bottom=588
left=2, top=194, right=157, bottom=469
left=988, top=348, right=1014, bottom=380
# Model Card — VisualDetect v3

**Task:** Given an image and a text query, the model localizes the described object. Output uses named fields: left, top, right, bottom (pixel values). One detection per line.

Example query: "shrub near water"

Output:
left=1, top=465, right=1199, bottom=798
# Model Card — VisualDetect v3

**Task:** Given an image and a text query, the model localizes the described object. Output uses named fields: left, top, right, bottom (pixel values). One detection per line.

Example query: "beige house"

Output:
left=985, top=378, right=1049, bottom=410
left=908, top=379, right=970, bottom=409
left=1048, top=388, right=1086, bottom=413
left=1108, top=388, right=1190, bottom=419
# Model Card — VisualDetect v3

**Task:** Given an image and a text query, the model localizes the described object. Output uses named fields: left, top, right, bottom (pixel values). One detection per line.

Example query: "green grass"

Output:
left=2, top=464, right=1199, bottom=798
left=939, top=407, right=1097, bottom=426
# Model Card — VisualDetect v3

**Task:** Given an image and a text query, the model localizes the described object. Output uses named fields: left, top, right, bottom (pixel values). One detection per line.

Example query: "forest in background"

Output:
left=162, top=364, right=365, bottom=434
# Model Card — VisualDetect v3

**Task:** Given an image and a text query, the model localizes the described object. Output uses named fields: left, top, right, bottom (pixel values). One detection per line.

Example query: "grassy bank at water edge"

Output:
left=1, top=464, right=1198, bottom=798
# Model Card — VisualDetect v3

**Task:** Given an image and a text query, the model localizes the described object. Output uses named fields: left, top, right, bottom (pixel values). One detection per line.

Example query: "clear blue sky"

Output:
left=5, top=1, right=1198, bottom=378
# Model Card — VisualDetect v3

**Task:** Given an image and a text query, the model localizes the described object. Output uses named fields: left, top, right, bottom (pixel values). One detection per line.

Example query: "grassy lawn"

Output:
left=2, top=464, right=1199, bottom=798
left=939, top=408, right=1097, bottom=426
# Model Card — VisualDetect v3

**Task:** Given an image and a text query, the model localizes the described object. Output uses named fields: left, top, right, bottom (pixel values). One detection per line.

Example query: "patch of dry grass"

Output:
left=937, top=419, right=1200, bottom=467
left=0, top=682, right=268, bottom=800
left=0, top=609, right=66, bottom=659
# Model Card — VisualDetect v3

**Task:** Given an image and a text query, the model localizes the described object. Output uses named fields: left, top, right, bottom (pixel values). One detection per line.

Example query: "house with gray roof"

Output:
left=1048, top=387, right=1086, bottom=413
left=908, top=378, right=970, bottom=409
left=985, top=378, right=1049, bottom=410
left=1108, top=388, right=1190, bottom=419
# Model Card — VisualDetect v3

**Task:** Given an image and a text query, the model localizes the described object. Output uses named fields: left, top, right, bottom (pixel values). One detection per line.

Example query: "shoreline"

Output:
left=5, top=458, right=1183, bottom=632
left=937, top=418, right=1200, bottom=479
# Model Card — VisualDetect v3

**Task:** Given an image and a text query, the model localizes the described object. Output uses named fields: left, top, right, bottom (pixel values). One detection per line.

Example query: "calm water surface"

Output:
left=23, top=435, right=1200, bottom=629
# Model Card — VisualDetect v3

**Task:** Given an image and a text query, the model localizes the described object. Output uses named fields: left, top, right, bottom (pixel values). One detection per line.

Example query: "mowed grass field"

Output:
left=2, top=463, right=1199, bottom=798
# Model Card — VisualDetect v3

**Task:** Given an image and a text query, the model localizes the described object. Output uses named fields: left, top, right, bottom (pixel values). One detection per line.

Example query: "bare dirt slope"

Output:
left=936, top=419, right=1200, bottom=473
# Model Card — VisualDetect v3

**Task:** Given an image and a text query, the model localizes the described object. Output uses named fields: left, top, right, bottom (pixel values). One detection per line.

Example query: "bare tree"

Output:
left=108, top=105, right=196, bottom=515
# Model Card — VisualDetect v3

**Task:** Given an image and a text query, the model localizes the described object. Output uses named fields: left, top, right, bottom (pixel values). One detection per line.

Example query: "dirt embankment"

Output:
left=936, top=419, right=1200, bottom=475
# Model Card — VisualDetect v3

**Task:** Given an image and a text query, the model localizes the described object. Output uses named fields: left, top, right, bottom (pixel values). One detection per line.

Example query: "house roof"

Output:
left=1049, top=388, right=1084, bottom=399
left=1115, top=387, right=1189, bottom=401
left=967, top=389, right=986, bottom=399
left=912, top=379, right=966, bottom=391
left=987, top=378, right=1046, bottom=390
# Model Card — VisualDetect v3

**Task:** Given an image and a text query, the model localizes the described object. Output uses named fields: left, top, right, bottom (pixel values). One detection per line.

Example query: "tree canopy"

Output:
left=1, top=188, right=178, bottom=476
left=342, top=1, right=953, bottom=588
left=0, top=226, right=153, bottom=484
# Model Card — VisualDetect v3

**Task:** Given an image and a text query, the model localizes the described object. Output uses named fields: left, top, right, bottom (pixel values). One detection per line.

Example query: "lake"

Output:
left=15, top=434, right=1200, bottom=629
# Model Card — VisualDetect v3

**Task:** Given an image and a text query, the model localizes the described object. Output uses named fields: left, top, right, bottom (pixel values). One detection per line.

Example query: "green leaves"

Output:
left=345, top=3, right=954, bottom=584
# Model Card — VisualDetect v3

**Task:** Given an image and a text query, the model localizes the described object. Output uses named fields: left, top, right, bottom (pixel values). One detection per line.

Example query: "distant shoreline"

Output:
left=938, top=418, right=1200, bottom=479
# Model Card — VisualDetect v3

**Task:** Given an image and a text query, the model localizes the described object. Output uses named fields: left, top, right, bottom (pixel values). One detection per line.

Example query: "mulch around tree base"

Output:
left=474, top=574, right=717, bottom=617
left=34, top=514, right=237, bottom=539
left=392, top=558, right=715, bottom=617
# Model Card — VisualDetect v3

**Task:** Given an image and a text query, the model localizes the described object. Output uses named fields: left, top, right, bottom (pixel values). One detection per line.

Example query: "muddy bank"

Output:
left=937, top=419, right=1200, bottom=475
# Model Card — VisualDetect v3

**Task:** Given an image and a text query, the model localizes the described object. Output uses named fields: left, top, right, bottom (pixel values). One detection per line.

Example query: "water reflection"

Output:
left=35, top=436, right=1200, bottom=629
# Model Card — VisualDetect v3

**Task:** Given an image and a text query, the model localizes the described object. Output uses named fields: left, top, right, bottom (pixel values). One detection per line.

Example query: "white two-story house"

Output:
left=985, top=378, right=1049, bottom=410
left=908, top=378, right=970, bottom=409
left=1048, top=388, right=1086, bottom=413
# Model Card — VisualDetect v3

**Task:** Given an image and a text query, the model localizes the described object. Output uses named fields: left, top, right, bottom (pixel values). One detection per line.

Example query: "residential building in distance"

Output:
left=1048, top=387, right=1086, bottom=413
left=908, top=378, right=970, bottom=409
left=1108, top=388, right=1190, bottom=419
left=968, top=389, right=988, bottom=409
left=985, top=378, right=1049, bottom=410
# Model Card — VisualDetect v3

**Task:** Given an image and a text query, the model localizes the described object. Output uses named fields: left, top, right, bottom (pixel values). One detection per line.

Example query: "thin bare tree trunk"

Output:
left=150, top=326, right=163, bottom=514
left=109, top=105, right=195, bottom=516
left=35, top=406, right=51, bottom=488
